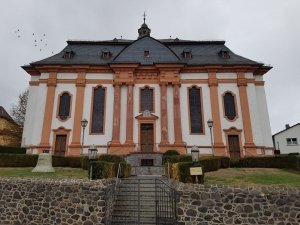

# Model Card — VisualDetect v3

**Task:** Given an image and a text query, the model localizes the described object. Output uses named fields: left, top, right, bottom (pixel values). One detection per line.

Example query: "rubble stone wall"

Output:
left=0, top=178, right=116, bottom=225
left=175, top=182, right=300, bottom=225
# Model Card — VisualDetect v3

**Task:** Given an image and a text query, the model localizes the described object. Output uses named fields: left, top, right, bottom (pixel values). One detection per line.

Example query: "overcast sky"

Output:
left=0, top=0, right=299, bottom=134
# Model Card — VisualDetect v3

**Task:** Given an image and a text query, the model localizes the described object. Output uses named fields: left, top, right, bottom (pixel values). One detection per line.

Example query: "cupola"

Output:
left=138, top=12, right=151, bottom=38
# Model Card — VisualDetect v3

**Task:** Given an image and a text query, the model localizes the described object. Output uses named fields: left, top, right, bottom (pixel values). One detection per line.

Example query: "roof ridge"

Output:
left=0, top=106, right=15, bottom=123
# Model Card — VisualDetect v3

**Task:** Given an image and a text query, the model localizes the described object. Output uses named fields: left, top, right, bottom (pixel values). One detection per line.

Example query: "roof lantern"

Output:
left=138, top=12, right=151, bottom=39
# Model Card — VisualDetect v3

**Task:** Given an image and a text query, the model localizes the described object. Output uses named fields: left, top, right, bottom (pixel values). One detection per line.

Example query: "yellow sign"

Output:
left=190, top=167, right=203, bottom=176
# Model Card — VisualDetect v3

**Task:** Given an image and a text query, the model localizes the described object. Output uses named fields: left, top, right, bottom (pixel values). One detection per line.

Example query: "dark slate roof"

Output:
left=113, top=37, right=180, bottom=65
left=30, top=36, right=263, bottom=66
left=0, top=106, right=16, bottom=124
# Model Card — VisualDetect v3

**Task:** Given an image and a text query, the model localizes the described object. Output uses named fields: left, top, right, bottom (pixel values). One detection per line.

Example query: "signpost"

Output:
left=190, top=166, right=204, bottom=184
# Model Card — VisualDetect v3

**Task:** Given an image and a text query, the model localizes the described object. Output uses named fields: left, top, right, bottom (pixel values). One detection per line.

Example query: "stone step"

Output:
left=112, top=215, right=156, bottom=222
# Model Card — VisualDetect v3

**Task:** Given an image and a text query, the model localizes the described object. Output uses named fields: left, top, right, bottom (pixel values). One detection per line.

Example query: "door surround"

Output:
left=52, top=126, right=71, bottom=156
left=135, top=113, right=158, bottom=152
left=224, top=127, right=243, bottom=159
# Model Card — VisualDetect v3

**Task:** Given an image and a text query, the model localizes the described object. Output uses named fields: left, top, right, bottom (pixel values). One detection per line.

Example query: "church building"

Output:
left=22, top=21, right=274, bottom=161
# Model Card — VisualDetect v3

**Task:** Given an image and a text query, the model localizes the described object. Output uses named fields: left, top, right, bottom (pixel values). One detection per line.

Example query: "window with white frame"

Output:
left=286, top=138, right=298, bottom=145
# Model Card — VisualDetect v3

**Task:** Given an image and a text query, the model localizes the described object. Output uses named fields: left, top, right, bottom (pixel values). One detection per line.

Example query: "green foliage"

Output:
left=0, top=146, right=26, bottom=154
left=52, top=156, right=81, bottom=168
left=0, top=154, right=38, bottom=167
left=231, top=156, right=300, bottom=169
left=172, top=162, right=202, bottom=183
left=117, top=163, right=132, bottom=178
left=163, top=155, right=192, bottom=164
left=90, top=161, right=116, bottom=179
left=0, top=154, right=83, bottom=168
left=274, top=150, right=281, bottom=155
left=199, top=157, right=230, bottom=172
left=80, top=156, right=89, bottom=170
left=170, top=156, right=230, bottom=183
left=83, top=154, right=131, bottom=179
left=288, top=152, right=299, bottom=156
left=98, top=154, right=126, bottom=163
left=164, top=150, right=180, bottom=156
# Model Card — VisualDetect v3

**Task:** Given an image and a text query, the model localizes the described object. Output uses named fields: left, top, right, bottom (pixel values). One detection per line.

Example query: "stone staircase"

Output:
left=110, top=176, right=167, bottom=225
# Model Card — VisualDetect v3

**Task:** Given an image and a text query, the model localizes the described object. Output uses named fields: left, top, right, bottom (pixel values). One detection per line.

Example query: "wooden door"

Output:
left=228, top=135, right=241, bottom=161
left=54, top=135, right=67, bottom=156
left=140, top=124, right=154, bottom=152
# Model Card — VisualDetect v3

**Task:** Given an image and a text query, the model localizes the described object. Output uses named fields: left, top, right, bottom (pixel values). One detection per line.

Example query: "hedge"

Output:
left=163, top=155, right=192, bottom=163
left=52, top=156, right=81, bottom=168
left=90, top=161, right=131, bottom=179
left=0, top=146, right=26, bottom=154
left=166, top=156, right=230, bottom=183
left=80, top=154, right=126, bottom=170
left=0, top=154, right=82, bottom=168
left=172, top=162, right=202, bottom=183
left=0, top=154, right=38, bottom=167
left=90, top=161, right=116, bottom=179
left=231, top=156, right=300, bottom=169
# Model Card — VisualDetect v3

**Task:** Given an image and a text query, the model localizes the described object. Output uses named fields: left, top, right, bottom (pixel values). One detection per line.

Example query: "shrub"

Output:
left=163, top=155, right=192, bottom=163
left=52, top=156, right=81, bottom=168
left=199, top=157, right=220, bottom=172
left=80, top=156, right=89, bottom=170
left=169, top=156, right=230, bottom=183
left=172, top=162, right=203, bottom=183
left=162, top=150, right=183, bottom=164
left=90, top=161, right=116, bottom=179
left=98, top=154, right=126, bottom=163
left=288, top=152, right=299, bottom=156
left=0, top=154, right=38, bottom=167
left=220, top=157, right=230, bottom=168
left=0, top=146, right=26, bottom=154
left=116, top=163, right=132, bottom=178
left=274, top=150, right=281, bottom=155
left=231, top=156, right=300, bottom=169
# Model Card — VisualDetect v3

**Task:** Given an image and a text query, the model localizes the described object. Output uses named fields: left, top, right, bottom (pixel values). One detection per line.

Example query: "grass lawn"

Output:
left=205, top=168, right=300, bottom=187
left=0, top=167, right=88, bottom=179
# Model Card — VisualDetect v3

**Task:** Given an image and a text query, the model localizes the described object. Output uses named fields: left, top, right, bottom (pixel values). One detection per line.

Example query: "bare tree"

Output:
left=10, top=89, right=29, bottom=127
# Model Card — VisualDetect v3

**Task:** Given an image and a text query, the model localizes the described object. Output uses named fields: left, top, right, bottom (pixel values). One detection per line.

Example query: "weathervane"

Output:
left=143, top=11, right=146, bottom=24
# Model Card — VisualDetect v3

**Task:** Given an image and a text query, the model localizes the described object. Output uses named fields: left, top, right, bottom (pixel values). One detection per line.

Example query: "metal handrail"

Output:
left=155, top=178, right=178, bottom=225
left=115, top=162, right=121, bottom=191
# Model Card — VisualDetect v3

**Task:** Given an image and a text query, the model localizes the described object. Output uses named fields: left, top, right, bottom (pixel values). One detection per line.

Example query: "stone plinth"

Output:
left=32, top=153, right=55, bottom=172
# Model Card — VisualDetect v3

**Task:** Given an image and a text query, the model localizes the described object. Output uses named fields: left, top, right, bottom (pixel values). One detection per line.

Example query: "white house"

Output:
left=273, top=124, right=300, bottom=154
left=21, top=21, right=274, bottom=164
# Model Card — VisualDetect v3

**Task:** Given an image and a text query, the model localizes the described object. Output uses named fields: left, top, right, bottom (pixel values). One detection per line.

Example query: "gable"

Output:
left=113, top=36, right=180, bottom=65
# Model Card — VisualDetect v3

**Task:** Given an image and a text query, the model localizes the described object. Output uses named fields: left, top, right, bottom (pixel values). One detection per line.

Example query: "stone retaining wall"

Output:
left=0, top=177, right=116, bottom=225
left=175, top=182, right=300, bottom=225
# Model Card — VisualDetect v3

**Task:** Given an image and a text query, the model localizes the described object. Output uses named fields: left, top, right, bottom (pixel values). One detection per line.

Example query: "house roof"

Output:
left=22, top=23, right=272, bottom=74
left=29, top=37, right=262, bottom=67
left=0, top=106, right=16, bottom=124
left=272, top=123, right=300, bottom=137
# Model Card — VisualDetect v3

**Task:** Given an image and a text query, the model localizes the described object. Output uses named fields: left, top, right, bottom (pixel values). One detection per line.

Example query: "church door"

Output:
left=54, top=135, right=67, bottom=156
left=228, top=135, right=241, bottom=161
left=140, top=124, right=154, bottom=152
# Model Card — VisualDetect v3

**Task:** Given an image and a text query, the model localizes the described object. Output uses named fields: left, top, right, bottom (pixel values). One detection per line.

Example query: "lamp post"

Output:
left=81, top=118, right=88, bottom=155
left=207, top=119, right=215, bottom=156
left=191, top=145, right=200, bottom=162
left=88, top=144, right=98, bottom=180
left=191, top=145, right=200, bottom=183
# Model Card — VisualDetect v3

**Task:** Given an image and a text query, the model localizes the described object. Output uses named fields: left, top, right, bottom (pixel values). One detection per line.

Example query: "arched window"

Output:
left=140, top=86, right=154, bottom=112
left=91, top=86, right=106, bottom=133
left=223, top=92, right=237, bottom=121
left=58, top=92, right=71, bottom=120
left=188, top=86, right=204, bottom=133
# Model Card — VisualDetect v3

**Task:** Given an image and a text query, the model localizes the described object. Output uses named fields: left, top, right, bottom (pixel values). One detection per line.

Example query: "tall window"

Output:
left=91, top=86, right=106, bottom=133
left=58, top=92, right=71, bottom=120
left=140, top=86, right=154, bottom=112
left=223, top=92, right=237, bottom=121
left=188, top=87, right=203, bottom=133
